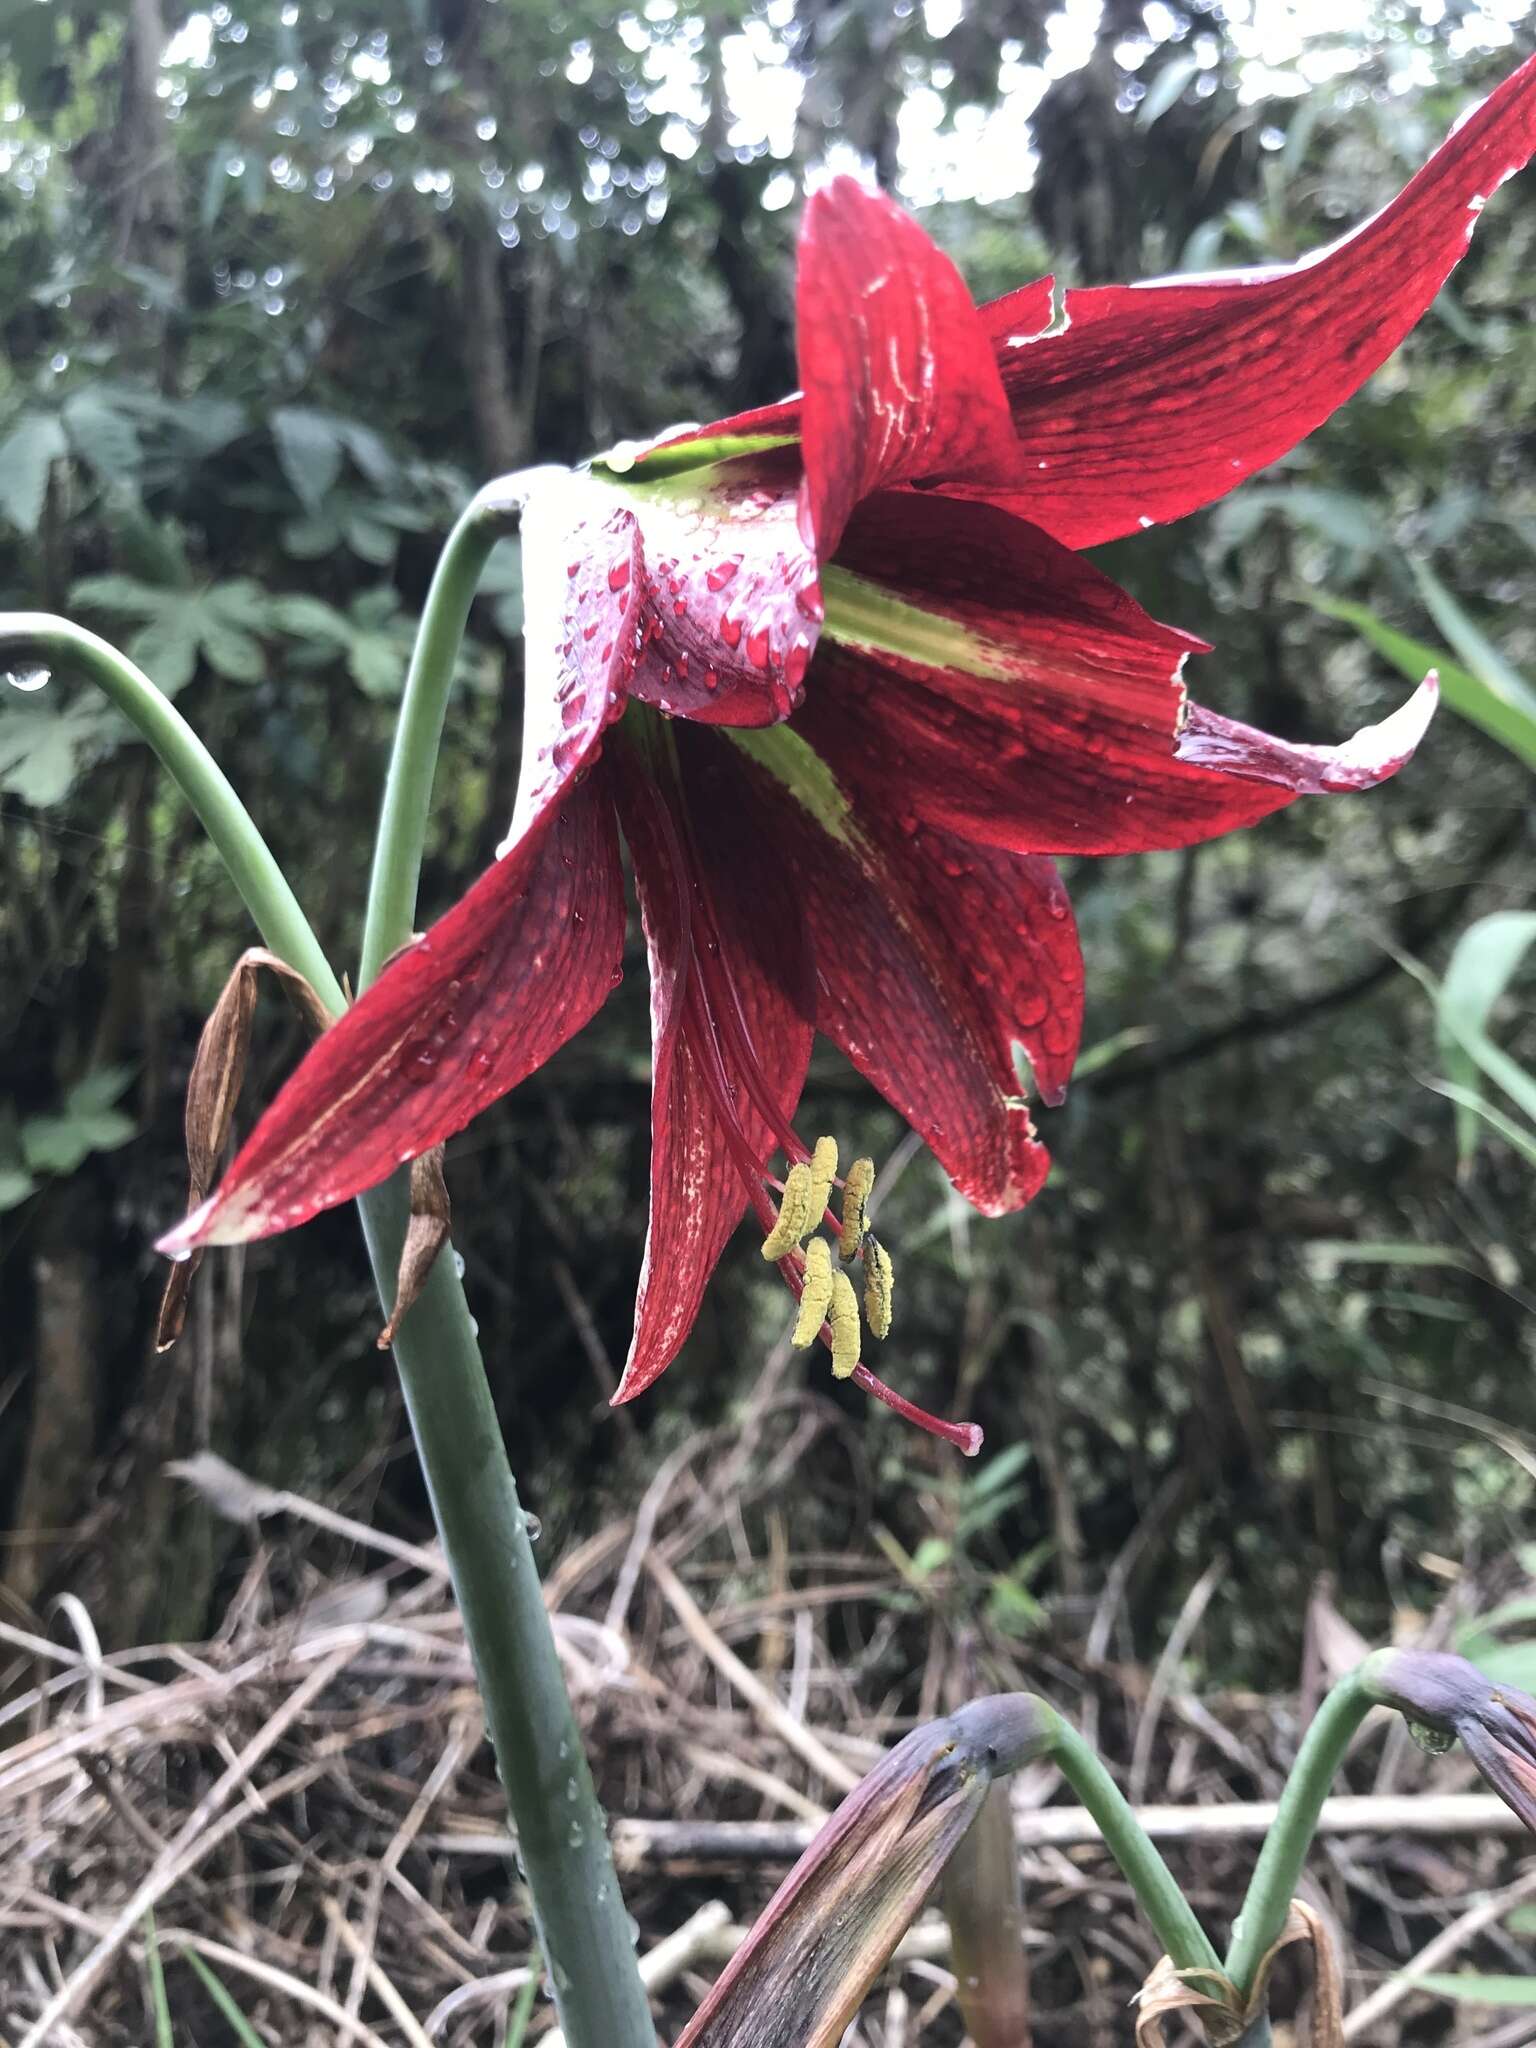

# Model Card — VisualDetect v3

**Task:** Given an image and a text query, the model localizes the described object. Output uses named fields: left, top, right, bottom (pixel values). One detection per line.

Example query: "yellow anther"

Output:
left=807, top=1135, right=839, bottom=1222
left=793, top=1237, right=835, bottom=1347
left=762, top=1161, right=815, bottom=1260
left=862, top=1238, right=895, bottom=1340
left=828, top=1270, right=861, bottom=1379
left=838, top=1156, right=876, bottom=1258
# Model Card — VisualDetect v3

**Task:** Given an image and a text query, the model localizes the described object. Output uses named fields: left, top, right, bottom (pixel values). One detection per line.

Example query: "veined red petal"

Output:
left=807, top=492, right=1433, bottom=856
left=607, top=727, right=814, bottom=1404
left=156, top=775, right=627, bottom=1251
left=797, top=177, right=1024, bottom=560
left=635, top=278, right=1055, bottom=472
left=609, top=449, right=824, bottom=729
left=682, top=726, right=1078, bottom=1215
left=969, top=52, right=1536, bottom=548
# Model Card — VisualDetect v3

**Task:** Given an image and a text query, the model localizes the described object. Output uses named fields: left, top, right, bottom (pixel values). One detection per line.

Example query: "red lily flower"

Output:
left=160, top=58, right=1536, bottom=1445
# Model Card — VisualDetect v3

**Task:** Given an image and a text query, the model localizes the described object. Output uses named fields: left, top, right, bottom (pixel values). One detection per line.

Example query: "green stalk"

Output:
left=357, top=477, right=653, bottom=2047
left=4, top=602, right=657, bottom=2048
left=358, top=471, right=555, bottom=987
left=1223, top=1668, right=1376, bottom=1997
left=352, top=1182, right=656, bottom=2046
left=1041, top=1707, right=1223, bottom=1979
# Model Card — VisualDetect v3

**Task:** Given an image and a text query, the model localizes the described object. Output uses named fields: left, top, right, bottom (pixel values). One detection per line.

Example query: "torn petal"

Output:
left=157, top=775, right=626, bottom=1254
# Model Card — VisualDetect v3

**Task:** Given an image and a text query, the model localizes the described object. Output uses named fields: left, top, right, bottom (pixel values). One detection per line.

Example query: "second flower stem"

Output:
left=1044, top=1708, right=1224, bottom=1981
left=1223, top=1669, right=1375, bottom=1997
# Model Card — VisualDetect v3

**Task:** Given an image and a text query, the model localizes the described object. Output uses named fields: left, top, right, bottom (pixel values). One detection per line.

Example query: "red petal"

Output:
left=157, top=776, right=626, bottom=1250
left=505, top=492, right=647, bottom=843
left=679, top=727, right=1078, bottom=1214
left=807, top=492, right=1433, bottom=856
left=796, top=177, right=1023, bottom=558
left=634, top=277, right=1055, bottom=472
left=616, top=449, right=824, bottom=729
left=970, top=53, right=1536, bottom=548
left=607, top=731, right=814, bottom=1404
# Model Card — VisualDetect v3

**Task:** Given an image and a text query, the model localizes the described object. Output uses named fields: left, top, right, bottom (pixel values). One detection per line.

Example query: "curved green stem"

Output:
left=5, top=609, right=657, bottom=2048
left=358, top=471, right=558, bottom=989
left=353, top=1182, right=657, bottom=2048
left=358, top=501, right=656, bottom=2048
left=1224, top=1668, right=1377, bottom=1997
left=1042, top=1707, right=1223, bottom=1979
left=1, top=616, right=344, bottom=1013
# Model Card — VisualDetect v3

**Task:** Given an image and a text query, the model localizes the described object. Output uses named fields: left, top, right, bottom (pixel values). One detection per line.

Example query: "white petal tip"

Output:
left=155, top=1191, right=253, bottom=1257
left=1321, top=670, right=1439, bottom=790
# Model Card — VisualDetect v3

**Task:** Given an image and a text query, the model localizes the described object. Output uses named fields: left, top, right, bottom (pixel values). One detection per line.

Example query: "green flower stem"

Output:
left=354, top=1181, right=658, bottom=2048
left=7, top=611, right=657, bottom=2048
left=358, top=471, right=556, bottom=989
left=1041, top=1707, right=1223, bottom=1979
left=1224, top=1666, right=1379, bottom=1998
left=359, top=497, right=657, bottom=2048
left=0, top=616, right=344, bottom=1014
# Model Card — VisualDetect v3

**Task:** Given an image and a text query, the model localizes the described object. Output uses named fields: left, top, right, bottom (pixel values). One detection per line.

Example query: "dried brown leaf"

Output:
left=156, top=950, right=332, bottom=1351
left=377, top=1146, right=452, bottom=1348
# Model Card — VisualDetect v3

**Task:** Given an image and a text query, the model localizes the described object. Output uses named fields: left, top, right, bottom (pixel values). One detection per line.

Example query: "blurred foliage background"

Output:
left=1, top=0, right=1534, bottom=1700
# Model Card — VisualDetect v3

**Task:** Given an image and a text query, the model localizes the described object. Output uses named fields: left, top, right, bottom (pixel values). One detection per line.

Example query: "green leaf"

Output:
left=1436, top=912, right=1536, bottom=1168
left=177, top=1948, right=267, bottom=2048
left=1294, top=589, right=1536, bottom=774
left=1412, top=963, right=1536, bottom=1134
left=0, top=700, right=127, bottom=803
left=197, top=611, right=264, bottom=683
left=0, top=410, right=68, bottom=534
left=144, top=1911, right=173, bottom=2048
left=168, top=395, right=247, bottom=460
left=272, top=406, right=344, bottom=511
left=346, top=511, right=398, bottom=565
left=19, top=1067, right=136, bottom=1176
left=65, top=1065, right=133, bottom=1115
left=1073, top=1025, right=1157, bottom=1079
left=127, top=612, right=200, bottom=697
left=1303, top=1237, right=1479, bottom=1276
left=348, top=630, right=404, bottom=697
left=1227, top=486, right=1388, bottom=557
left=0, top=1166, right=36, bottom=1211
left=269, top=593, right=353, bottom=643
left=22, top=1103, right=135, bottom=1176
left=208, top=577, right=274, bottom=630
left=1407, top=1973, right=1536, bottom=2006
left=338, top=418, right=396, bottom=488
left=1137, top=52, right=1201, bottom=126
left=1425, top=1081, right=1536, bottom=1171
left=63, top=387, right=143, bottom=484
left=72, top=573, right=171, bottom=619
left=1407, top=555, right=1536, bottom=725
